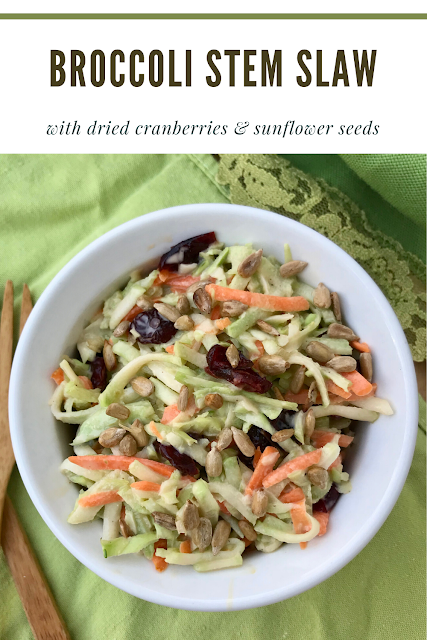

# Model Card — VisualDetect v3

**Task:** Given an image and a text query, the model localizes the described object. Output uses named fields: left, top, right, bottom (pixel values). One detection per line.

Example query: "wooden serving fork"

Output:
left=0, top=282, right=70, bottom=640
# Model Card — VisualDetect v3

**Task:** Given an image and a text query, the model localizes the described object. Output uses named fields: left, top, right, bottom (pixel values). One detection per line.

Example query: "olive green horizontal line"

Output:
left=0, top=13, right=426, bottom=19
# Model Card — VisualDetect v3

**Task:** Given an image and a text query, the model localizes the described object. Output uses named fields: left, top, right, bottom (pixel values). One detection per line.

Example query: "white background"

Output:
left=0, top=18, right=426, bottom=152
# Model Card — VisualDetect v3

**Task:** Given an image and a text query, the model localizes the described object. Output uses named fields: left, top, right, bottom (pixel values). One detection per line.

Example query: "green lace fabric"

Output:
left=216, top=154, right=426, bottom=362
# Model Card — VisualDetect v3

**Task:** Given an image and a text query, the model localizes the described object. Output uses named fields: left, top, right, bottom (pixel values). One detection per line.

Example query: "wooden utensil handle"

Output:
left=2, top=496, right=71, bottom=640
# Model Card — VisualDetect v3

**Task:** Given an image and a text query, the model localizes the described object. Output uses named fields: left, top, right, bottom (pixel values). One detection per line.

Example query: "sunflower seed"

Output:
left=326, top=356, right=357, bottom=373
left=279, top=260, right=308, bottom=278
left=212, top=520, right=231, bottom=556
left=205, top=393, right=223, bottom=409
left=231, top=427, right=256, bottom=457
left=103, top=340, right=117, bottom=372
left=225, top=343, right=240, bottom=368
left=271, top=428, right=294, bottom=443
left=119, top=515, right=134, bottom=539
left=216, top=427, right=233, bottom=451
left=106, top=403, right=130, bottom=420
left=237, top=249, right=263, bottom=278
left=187, top=280, right=211, bottom=295
left=182, top=500, right=200, bottom=531
left=131, top=376, right=154, bottom=397
left=327, top=323, right=359, bottom=341
left=306, top=341, right=335, bottom=363
left=221, top=300, right=248, bottom=317
left=154, top=302, right=181, bottom=323
left=119, top=433, right=137, bottom=456
left=360, top=352, right=373, bottom=382
left=113, top=320, right=130, bottom=337
left=193, top=287, right=212, bottom=314
left=205, top=444, right=223, bottom=478
left=251, top=489, right=268, bottom=518
left=258, top=354, right=290, bottom=375
left=152, top=512, right=177, bottom=531
left=331, top=292, right=342, bottom=323
left=290, top=365, right=306, bottom=394
left=307, top=466, right=329, bottom=490
left=304, top=408, right=316, bottom=443
left=122, top=419, right=148, bottom=448
left=136, top=295, right=153, bottom=310
left=273, top=386, right=284, bottom=401
left=98, top=427, right=127, bottom=448
left=177, top=385, right=189, bottom=412
left=238, top=520, right=257, bottom=542
left=308, top=381, right=318, bottom=404
left=174, top=315, right=194, bottom=331
left=176, top=294, right=191, bottom=315
left=256, top=320, right=280, bottom=336
left=313, top=283, right=331, bottom=309
left=86, top=336, right=105, bottom=353
left=193, top=517, right=212, bottom=551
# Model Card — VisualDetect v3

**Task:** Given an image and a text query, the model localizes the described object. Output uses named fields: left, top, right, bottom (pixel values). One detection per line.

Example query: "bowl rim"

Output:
left=9, top=203, right=419, bottom=611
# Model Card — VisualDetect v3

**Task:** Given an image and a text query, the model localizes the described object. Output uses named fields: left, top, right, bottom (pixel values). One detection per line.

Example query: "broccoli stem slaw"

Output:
left=50, top=233, right=393, bottom=573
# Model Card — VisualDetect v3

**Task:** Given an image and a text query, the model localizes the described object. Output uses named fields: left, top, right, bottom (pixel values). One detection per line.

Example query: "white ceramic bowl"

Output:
left=9, top=204, right=418, bottom=611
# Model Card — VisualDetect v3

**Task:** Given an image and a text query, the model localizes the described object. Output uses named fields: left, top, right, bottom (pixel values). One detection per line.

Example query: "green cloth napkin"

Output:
left=1, top=154, right=425, bottom=640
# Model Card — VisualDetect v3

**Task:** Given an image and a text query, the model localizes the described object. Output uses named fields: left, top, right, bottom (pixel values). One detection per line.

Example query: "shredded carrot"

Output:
left=341, top=370, right=373, bottom=396
left=326, top=380, right=351, bottom=400
left=51, top=368, right=65, bottom=385
left=255, top=340, right=265, bottom=358
left=161, top=406, right=180, bottom=425
left=284, top=389, right=309, bottom=405
left=168, top=275, right=201, bottom=292
left=217, top=500, right=231, bottom=515
left=311, top=431, right=354, bottom=448
left=313, top=511, right=329, bottom=536
left=147, top=420, right=164, bottom=441
left=210, top=305, right=222, bottom=321
left=205, top=284, right=310, bottom=313
left=328, top=453, right=342, bottom=470
left=245, top=446, right=280, bottom=496
left=279, top=487, right=305, bottom=503
left=263, top=449, right=322, bottom=488
left=299, top=542, right=308, bottom=550
left=131, top=481, right=161, bottom=492
left=242, top=537, right=253, bottom=548
left=290, top=499, right=312, bottom=535
left=253, top=446, right=262, bottom=467
left=215, top=317, right=231, bottom=331
left=79, top=490, right=123, bottom=508
left=347, top=383, right=377, bottom=402
left=79, top=376, right=93, bottom=390
left=153, top=540, right=168, bottom=572
left=350, top=340, right=371, bottom=353
left=122, top=305, right=142, bottom=323
left=165, top=344, right=175, bottom=354
left=180, top=540, right=192, bottom=554
left=68, top=455, right=177, bottom=477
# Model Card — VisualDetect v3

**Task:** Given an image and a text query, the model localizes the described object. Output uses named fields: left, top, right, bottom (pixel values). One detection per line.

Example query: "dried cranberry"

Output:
left=248, top=426, right=276, bottom=452
left=90, top=356, right=107, bottom=391
left=205, top=345, right=272, bottom=394
left=158, top=232, right=217, bottom=272
left=130, top=309, right=177, bottom=344
left=271, top=410, right=297, bottom=431
left=154, top=441, right=198, bottom=476
left=313, top=484, right=341, bottom=513
left=237, top=451, right=254, bottom=470
left=207, top=344, right=253, bottom=371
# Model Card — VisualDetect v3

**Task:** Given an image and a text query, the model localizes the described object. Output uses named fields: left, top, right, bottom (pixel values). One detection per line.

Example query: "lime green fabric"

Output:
left=1, top=154, right=425, bottom=640
left=280, top=154, right=426, bottom=262
left=340, top=154, right=426, bottom=228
